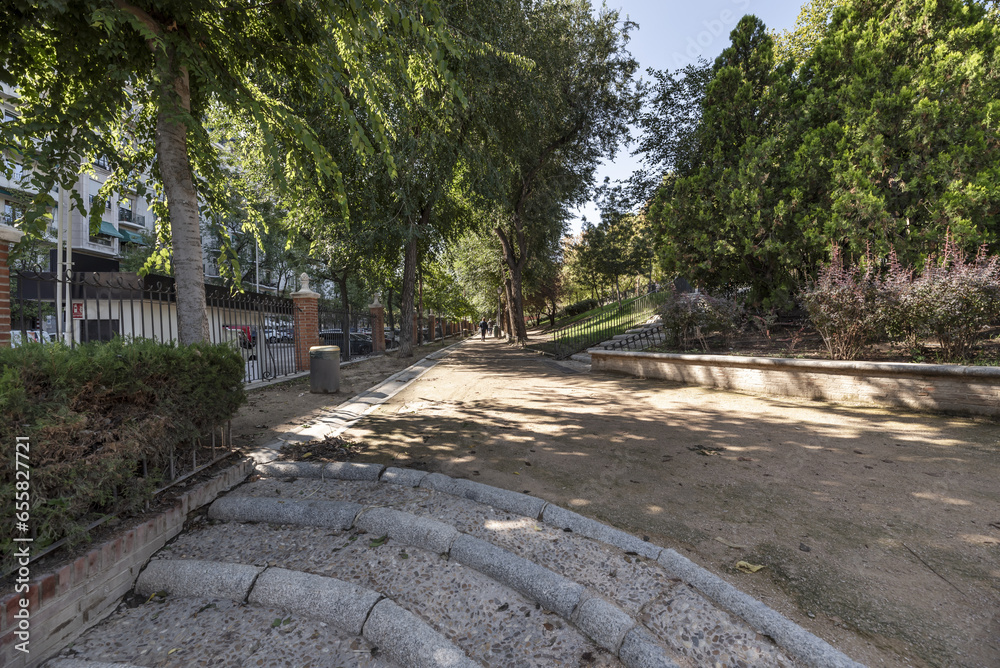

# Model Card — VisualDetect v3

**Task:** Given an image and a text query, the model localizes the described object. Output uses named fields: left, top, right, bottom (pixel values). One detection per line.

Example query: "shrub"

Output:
left=0, top=338, right=246, bottom=572
left=905, top=242, right=1000, bottom=360
left=657, top=289, right=744, bottom=350
left=800, top=247, right=882, bottom=360
left=564, top=298, right=599, bottom=317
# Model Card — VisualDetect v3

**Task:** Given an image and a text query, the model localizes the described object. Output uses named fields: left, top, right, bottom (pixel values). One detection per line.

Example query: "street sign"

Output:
left=72, top=303, right=83, bottom=319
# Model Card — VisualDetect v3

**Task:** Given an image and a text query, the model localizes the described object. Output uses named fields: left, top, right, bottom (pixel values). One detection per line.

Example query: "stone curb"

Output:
left=542, top=505, right=662, bottom=560
left=619, top=627, right=682, bottom=668
left=128, top=559, right=478, bottom=668
left=381, top=466, right=430, bottom=487
left=135, top=559, right=263, bottom=602
left=208, top=496, right=361, bottom=530
left=571, top=591, right=636, bottom=654
left=255, top=464, right=865, bottom=668
left=255, top=460, right=385, bottom=481
left=355, top=507, right=459, bottom=555
left=656, top=549, right=865, bottom=668
left=449, top=534, right=585, bottom=620
left=46, top=661, right=146, bottom=668
left=249, top=568, right=382, bottom=636
left=364, top=598, right=479, bottom=668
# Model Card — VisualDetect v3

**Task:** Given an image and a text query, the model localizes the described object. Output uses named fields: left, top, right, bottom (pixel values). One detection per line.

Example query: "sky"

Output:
left=568, top=0, right=807, bottom=234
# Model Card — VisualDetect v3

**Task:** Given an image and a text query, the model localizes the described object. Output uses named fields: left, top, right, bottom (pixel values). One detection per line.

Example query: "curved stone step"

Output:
left=45, top=591, right=399, bottom=667
left=234, top=465, right=864, bottom=668
left=157, top=521, right=643, bottom=666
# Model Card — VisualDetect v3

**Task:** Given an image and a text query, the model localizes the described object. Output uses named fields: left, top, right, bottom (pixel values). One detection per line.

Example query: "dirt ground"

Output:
left=229, top=340, right=455, bottom=452
left=236, top=337, right=1000, bottom=668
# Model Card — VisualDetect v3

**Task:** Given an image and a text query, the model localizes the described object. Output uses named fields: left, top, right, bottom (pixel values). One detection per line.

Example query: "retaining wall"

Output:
left=590, top=350, right=1000, bottom=418
left=0, top=458, right=254, bottom=668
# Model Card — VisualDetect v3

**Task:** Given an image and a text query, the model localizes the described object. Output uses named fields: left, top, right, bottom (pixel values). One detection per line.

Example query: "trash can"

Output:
left=309, top=346, right=340, bottom=393
left=493, top=325, right=501, bottom=338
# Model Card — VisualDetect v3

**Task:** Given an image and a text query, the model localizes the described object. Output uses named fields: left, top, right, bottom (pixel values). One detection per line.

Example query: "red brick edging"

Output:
left=0, top=458, right=255, bottom=667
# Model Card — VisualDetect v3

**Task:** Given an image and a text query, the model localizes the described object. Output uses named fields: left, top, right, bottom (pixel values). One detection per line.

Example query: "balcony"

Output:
left=118, top=207, right=132, bottom=223
left=94, top=157, right=111, bottom=171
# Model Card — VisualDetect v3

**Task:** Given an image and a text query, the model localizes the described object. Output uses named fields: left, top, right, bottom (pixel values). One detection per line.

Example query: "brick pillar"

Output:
left=427, top=312, right=436, bottom=342
left=369, top=299, right=385, bottom=354
left=292, top=273, right=320, bottom=371
left=0, top=224, right=24, bottom=349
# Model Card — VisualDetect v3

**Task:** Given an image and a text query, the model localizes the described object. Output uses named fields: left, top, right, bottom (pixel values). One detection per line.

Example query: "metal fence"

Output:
left=318, top=299, right=380, bottom=362
left=10, top=269, right=299, bottom=384
left=535, top=291, right=667, bottom=359
left=5, top=421, right=237, bottom=577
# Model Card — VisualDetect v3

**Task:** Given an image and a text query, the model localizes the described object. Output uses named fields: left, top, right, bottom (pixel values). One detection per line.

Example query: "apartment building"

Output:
left=1, top=81, right=155, bottom=273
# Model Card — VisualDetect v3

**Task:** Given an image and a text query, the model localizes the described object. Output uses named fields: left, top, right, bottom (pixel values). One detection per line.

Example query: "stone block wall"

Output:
left=590, top=350, right=1000, bottom=418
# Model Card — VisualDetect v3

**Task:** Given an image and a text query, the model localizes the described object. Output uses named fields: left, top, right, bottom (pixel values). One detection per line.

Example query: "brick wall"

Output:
left=291, top=275, right=320, bottom=372
left=591, top=350, right=1000, bottom=418
left=0, top=459, right=254, bottom=667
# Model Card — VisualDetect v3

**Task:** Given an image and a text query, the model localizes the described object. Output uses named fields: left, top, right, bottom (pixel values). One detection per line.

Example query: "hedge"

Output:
left=0, top=338, right=246, bottom=573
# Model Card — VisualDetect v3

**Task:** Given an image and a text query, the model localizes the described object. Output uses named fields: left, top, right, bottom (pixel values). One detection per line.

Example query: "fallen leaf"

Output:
left=168, top=648, right=179, bottom=655
left=737, top=456, right=753, bottom=462
left=735, top=561, right=765, bottom=573
left=497, top=603, right=509, bottom=612
left=301, top=452, right=312, bottom=458
left=543, top=623, right=554, bottom=631
left=369, top=534, right=388, bottom=548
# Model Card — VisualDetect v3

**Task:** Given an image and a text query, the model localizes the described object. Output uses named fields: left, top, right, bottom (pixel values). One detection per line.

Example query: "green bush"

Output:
left=564, top=298, right=600, bottom=317
left=657, top=289, right=744, bottom=350
left=0, top=338, right=246, bottom=572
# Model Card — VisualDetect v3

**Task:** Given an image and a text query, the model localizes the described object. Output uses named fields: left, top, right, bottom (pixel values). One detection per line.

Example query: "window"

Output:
left=3, top=202, right=24, bottom=226
left=89, top=194, right=112, bottom=211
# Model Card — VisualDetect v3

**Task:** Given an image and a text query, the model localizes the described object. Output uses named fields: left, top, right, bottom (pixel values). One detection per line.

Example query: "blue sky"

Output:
left=568, top=0, right=807, bottom=233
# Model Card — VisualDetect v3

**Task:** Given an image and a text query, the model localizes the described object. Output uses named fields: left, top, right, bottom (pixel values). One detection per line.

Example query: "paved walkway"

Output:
left=48, top=337, right=998, bottom=667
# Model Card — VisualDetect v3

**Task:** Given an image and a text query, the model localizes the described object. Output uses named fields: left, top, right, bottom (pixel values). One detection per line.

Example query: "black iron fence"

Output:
left=529, top=291, right=667, bottom=359
left=318, top=299, right=381, bottom=361
left=10, top=269, right=299, bottom=384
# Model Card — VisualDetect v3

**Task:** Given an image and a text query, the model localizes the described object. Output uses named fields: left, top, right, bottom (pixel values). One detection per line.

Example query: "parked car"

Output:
left=223, top=324, right=257, bottom=349
left=319, top=330, right=373, bottom=356
left=10, top=330, right=54, bottom=347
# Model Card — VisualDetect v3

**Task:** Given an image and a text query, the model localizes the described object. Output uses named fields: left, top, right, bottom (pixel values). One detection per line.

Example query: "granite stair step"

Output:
left=47, top=463, right=862, bottom=668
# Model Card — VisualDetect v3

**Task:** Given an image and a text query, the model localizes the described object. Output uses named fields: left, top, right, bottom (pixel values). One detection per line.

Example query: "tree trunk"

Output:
left=503, top=276, right=516, bottom=343
left=398, top=222, right=417, bottom=358
left=154, top=46, right=208, bottom=344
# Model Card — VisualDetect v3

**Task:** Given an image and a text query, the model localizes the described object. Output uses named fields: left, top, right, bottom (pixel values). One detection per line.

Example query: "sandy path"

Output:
left=343, top=338, right=1000, bottom=668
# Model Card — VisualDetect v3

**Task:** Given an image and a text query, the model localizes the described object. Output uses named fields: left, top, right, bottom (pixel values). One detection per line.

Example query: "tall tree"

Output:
left=493, top=0, right=638, bottom=344
left=1, top=0, right=459, bottom=343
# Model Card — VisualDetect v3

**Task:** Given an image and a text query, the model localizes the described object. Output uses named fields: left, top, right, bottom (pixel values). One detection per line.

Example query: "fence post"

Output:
left=369, top=296, right=385, bottom=355
left=427, top=311, right=436, bottom=342
left=292, top=273, right=320, bottom=372
left=0, top=224, right=24, bottom=349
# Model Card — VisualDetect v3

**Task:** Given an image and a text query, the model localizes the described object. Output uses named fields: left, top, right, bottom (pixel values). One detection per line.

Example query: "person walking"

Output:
left=479, top=317, right=489, bottom=341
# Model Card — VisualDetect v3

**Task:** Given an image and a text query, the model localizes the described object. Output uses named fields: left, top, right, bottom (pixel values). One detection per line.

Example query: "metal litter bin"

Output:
left=309, top=346, right=340, bottom=393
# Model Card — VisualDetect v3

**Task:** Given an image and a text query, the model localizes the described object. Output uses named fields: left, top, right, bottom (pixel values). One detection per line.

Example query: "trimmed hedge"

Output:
left=0, top=338, right=246, bottom=573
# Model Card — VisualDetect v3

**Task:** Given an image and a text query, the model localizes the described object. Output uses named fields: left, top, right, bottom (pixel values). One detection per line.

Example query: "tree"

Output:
left=493, top=0, right=638, bottom=344
left=1, top=0, right=460, bottom=344
left=772, top=0, right=844, bottom=66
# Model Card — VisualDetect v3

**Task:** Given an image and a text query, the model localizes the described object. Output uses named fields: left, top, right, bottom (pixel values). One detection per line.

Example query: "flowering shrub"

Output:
left=803, top=240, right=1000, bottom=361
left=905, top=242, right=1000, bottom=360
left=800, top=248, right=883, bottom=360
